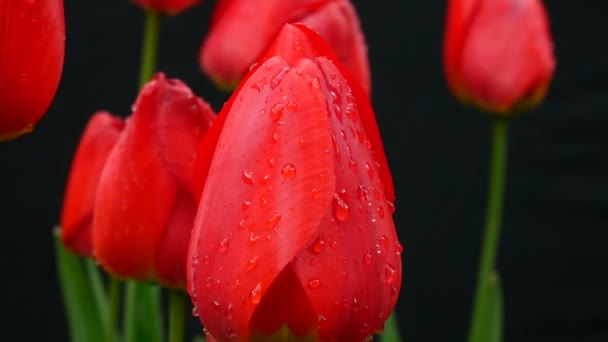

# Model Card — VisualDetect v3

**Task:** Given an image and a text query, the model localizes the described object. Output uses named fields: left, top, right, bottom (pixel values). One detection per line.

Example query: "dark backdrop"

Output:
left=1, top=1, right=607, bottom=341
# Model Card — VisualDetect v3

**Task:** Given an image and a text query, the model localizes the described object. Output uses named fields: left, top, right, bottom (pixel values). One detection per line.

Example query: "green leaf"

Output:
left=54, top=227, right=105, bottom=342
left=379, top=311, right=403, bottom=342
left=191, top=336, right=207, bottom=342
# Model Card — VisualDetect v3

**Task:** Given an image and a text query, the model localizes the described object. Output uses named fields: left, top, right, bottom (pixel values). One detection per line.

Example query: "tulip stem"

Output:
left=168, top=290, right=187, bottom=342
left=107, top=276, right=122, bottom=342
left=468, top=116, right=508, bottom=342
left=138, top=10, right=161, bottom=88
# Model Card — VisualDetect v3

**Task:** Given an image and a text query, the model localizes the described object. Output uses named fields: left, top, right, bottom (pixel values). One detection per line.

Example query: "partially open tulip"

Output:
left=443, top=0, right=555, bottom=114
left=189, top=23, right=400, bottom=341
left=0, top=0, right=65, bottom=141
left=130, top=0, right=201, bottom=14
left=200, top=0, right=371, bottom=94
left=60, top=111, right=125, bottom=257
left=93, top=73, right=216, bottom=290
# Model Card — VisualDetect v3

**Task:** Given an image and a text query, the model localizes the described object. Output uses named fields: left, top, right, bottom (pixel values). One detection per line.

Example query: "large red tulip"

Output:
left=60, top=111, right=125, bottom=257
left=188, top=23, right=400, bottom=341
left=199, top=0, right=371, bottom=95
left=443, top=0, right=555, bottom=114
left=0, top=0, right=65, bottom=141
left=130, top=0, right=201, bottom=14
left=93, top=73, right=216, bottom=290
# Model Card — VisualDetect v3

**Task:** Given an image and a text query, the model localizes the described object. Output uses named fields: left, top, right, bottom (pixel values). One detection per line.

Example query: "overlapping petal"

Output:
left=199, top=0, right=371, bottom=94
left=93, top=73, right=216, bottom=289
left=60, top=111, right=125, bottom=257
left=0, top=0, right=65, bottom=141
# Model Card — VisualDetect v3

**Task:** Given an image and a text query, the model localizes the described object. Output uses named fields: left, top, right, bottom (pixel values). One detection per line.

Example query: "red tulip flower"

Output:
left=60, top=111, right=125, bottom=257
left=93, top=73, right=216, bottom=290
left=443, top=0, right=555, bottom=114
left=0, top=0, right=65, bottom=141
left=130, top=0, right=201, bottom=14
left=188, top=23, right=401, bottom=341
left=200, top=0, right=371, bottom=94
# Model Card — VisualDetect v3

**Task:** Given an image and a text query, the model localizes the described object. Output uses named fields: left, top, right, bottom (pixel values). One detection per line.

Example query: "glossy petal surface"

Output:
left=0, top=0, right=65, bottom=140
left=200, top=0, right=370, bottom=94
left=93, top=73, right=215, bottom=288
left=60, top=111, right=124, bottom=257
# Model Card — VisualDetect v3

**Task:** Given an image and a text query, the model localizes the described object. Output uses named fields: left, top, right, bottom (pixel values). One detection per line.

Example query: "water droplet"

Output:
left=396, top=242, right=404, bottom=255
left=246, top=256, right=258, bottom=271
left=317, top=314, right=327, bottom=322
left=378, top=235, right=390, bottom=250
left=311, top=78, right=320, bottom=89
left=330, top=241, right=338, bottom=249
left=357, top=185, right=369, bottom=202
left=333, top=103, right=343, bottom=122
left=293, top=40, right=302, bottom=51
left=364, top=251, right=373, bottom=265
left=319, top=173, right=327, bottom=182
left=378, top=206, right=385, bottom=219
left=192, top=306, right=199, bottom=316
left=356, top=130, right=365, bottom=144
left=365, top=162, right=374, bottom=179
left=349, top=158, right=358, bottom=172
left=330, top=133, right=340, bottom=161
left=272, top=133, right=279, bottom=143
left=251, top=77, right=268, bottom=92
left=311, top=187, right=320, bottom=198
left=309, top=258, right=318, bottom=265
left=312, top=236, right=326, bottom=253
left=249, top=283, right=262, bottom=304
left=218, top=238, right=229, bottom=252
left=212, top=300, right=221, bottom=313
left=372, top=186, right=381, bottom=200
left=204, top=276, right=213, bottom=288
left=259, top=195, right=268, bottom=208
left=266, top=213, right=281, bottom=229
left=387, top=201, right=396, bottom=214
left=345, top=109, right=358, bottom=122
left=270, top=103, right=285, bottom=121
left=287, top=101, right=298, bottom=111
left=248, top=232, right=260, bottom=246
left=242, top=169, right=254, bottom=185
left=203, top=255, right=210, bottom=265
left=333, top=194, right=350, bottom=221
left=259, top=174, right=270, bottom=185
left=295, top=68, right=304, bottom=75
left=242, top=201, right=251, bottom=211
left=298, top=138, right=307, bottom=147
left=270, top=66, right=289, bottom=89
left=308, top=278, right=321, bottom=289
left=281, top=163, right=296, bottom=180
left=385, top=263, right=398, bottom=285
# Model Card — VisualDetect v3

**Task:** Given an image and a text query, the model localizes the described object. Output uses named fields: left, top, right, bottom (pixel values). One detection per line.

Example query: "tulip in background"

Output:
left=0, top=0, right=65, bottom=141
left=130, top=0, right=201, bottom=14
left=188, top=23, right=400, bottom=341
left=443, top=0, right=555, bottom=114
left=443, top=1, right=555, bottom=341
left=200, top=0, right=371, bottom=94
left=61, top=111, right=125, bottom=257
left=93, top=73, right=216, bottom=290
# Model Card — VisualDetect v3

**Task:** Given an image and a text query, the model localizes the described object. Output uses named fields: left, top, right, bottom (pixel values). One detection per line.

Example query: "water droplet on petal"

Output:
left=287, top=101, right=298, bottom=111
left=330, top=241, right=338, bottom=249
left=248, top=232, right=260, bottom=246
left=364, top=251, right=372, bottom=265
left=218, top=238, right=229, bottom=252
left=378, top=235, right=390, bottom=250
left=311, top=187, right=320, bottom=198
left=378, top=206, right=385, bottom=219
left=259, top=174, right=270, bottom=185
left=272, top=133, right=279, bottom=143
left=212, top=300, right=221, bottom=313
left=270, top=103, right=285, bottom=121
left=308, top=278, right=321, bottom=289
left=385, top=263, right=398, bottom=285
left=365, top=162, right=374, bottom=179
left=312, top=236, right=326, bottom=253
left=249, top=283, right=262, bottom=304
left=311, top=78, right=320, bottom=89
left=267, top=158, right=276, bottom=167
left=387, top=201, right=396, bottom=214
left=242, top=201, right=251, bottom=211
left=333, top=194, right=350, bottom=222
left=281, top=164, right=296, bottom=180
left=242, top=169, right=254, bottom=185
left=192, top=306, right=199, bottom=317
left=396, top=242, right=404, bottom=255
left=298, top=138, right=307, bottom=147
left=266, top=213, right=281, bottom=229
left=246, top=256, right=258, bottom=272
left=345, top=108, right=358, bottom=122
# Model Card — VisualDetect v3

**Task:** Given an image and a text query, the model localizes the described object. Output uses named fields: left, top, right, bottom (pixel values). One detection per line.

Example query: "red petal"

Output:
left=94, top=73, right=208, bottom=287
left=291, top=56, right=402, bottom=340
left=61, top=111, right=124, bottom=257
left=0, top=0, right=65, bottom=140
left=188, top=56, right=336, bottom=340
left=130, top=0, right=201, bottom=14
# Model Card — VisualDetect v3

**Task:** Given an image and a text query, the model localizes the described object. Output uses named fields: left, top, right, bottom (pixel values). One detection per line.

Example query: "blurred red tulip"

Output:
left=130, top=0, right=201, bottom=14
left=0, top=0, right=65, bottom=141
left=60, top=111, right=125, bottom=257
left=93, top=73, right=216, bottom=290
left=188, top=23, right=400, bottom=341
left=199, top=0, right=371, bottom=94
left=443, top=0, right=555, bottom=114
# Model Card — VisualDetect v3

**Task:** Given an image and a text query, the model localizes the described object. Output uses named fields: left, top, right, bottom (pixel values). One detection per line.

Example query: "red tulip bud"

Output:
left=443, top=0, right=555, bottom=114
left=93, top=73, right=216, bottom=290
left=0, top=0, right=65, bottom=141
left=199, top=0, right=371, bottom=94
left=60, top=111, right=125, bottom=257
left=130, top=0, right=201, bottom=14
left=189, top=23, right=401, bottom=341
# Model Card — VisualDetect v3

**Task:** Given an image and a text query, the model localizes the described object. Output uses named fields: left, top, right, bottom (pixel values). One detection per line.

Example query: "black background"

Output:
left=1, top=0, right=607, bottom=341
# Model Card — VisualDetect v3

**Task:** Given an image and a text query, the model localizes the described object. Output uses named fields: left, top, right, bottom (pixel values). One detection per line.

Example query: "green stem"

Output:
left=85, top=259, right=109, bottom=335
left=379, top=311, right=402, bottom=342
left=168, top=290, right=187, bottom=342
left=468, top=116, right=509, bottom=342
left=107, top=276, right=122, bottom=342
left=138, top=10, right=161, bottom=88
